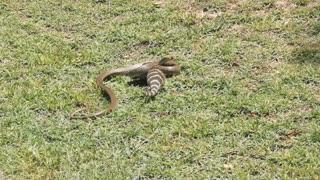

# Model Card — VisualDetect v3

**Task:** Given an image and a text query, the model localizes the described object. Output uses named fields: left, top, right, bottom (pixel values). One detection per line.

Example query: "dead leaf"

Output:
left=223, top=151, right=239, bottom=156
left=0, top=171, right=6, bottom=180
left=268, top=118, right=278, bottom=124
left=231, top=62, right=240, bottom=67
left=224, top=164, right=234, bottom=169
left=287, top=129, right=301, bottom=139
left=153, top=1, right=165, bottom=8
left=249, top=112, right=259, bottom=118
left=280, top=129, right=301, bottom=140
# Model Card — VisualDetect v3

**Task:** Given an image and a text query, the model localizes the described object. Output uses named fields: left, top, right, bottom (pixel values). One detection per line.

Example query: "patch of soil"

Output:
left=274, top=0, right=297, bottom=10
left=121, top=42, right=150, bottom=61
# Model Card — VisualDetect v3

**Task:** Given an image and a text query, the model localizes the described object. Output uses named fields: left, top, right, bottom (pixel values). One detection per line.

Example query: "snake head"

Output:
left=156, top=56, right=180, bottom=76
left=158, top=56, right=177, bottom=66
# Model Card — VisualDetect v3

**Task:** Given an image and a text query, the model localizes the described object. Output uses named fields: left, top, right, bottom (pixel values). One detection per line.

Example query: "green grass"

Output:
left=1, top=0, right=320, bottom=179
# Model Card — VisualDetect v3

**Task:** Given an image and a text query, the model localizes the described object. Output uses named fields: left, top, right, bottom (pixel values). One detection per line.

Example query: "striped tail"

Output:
left=146, top=69, right=165, bottom=96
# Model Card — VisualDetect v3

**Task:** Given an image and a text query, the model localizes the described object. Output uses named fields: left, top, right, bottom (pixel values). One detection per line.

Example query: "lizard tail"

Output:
left=146, top=69, right=165, bottom=97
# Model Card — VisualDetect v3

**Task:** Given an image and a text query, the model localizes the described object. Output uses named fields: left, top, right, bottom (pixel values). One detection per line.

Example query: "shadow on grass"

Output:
left=291, top=40, right=320, bottom=64
left=290, top=20, right=320, bottom=64
left=128, top=78, right=148, bottom=87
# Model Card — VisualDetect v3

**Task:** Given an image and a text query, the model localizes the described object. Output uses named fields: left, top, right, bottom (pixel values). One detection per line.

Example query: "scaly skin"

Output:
left=70, top=56, right=180, bottom=119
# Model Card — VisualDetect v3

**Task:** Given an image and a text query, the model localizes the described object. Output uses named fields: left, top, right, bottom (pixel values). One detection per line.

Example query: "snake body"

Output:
left=71, top=56, right=180, bottom=119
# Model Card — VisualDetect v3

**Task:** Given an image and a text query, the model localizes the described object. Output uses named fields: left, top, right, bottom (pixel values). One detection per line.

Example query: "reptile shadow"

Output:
left=100, top=90, right=112, bottom=102
left=96, top=76, right=139, bottom=102
left=290, top=22, right=320, bottom=64
left=98, top=78, right=156, bottom=101
left=128, top=78, right=169, bottom=102
left=127, top=78, right=157, bottom=102
left=127, top=78, right=148, bottom=87
left=291, top=40, right=320, bottom=64
left=100, top=77, right=168, bottom=102
left=97, top=77, right=154, bottom=102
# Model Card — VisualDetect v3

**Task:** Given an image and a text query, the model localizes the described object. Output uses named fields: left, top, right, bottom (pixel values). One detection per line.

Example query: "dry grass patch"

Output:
left=275, top=0, right=297, bottom=10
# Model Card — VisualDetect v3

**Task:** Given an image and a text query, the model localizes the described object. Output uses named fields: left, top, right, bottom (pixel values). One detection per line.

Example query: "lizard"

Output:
left=70, top=56, right=181, bottom=119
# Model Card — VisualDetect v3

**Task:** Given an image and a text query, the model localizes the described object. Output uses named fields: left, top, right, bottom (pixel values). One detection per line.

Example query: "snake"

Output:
left=70, top=56, right=181, bottom=119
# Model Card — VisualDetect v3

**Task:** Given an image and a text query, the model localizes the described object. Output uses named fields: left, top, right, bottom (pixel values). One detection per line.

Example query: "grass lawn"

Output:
left=1, top=0, right=320, bottom=179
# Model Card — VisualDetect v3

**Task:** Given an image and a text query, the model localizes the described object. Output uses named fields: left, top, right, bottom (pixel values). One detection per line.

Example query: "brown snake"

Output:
left=70, top=56, right=181, bottom=119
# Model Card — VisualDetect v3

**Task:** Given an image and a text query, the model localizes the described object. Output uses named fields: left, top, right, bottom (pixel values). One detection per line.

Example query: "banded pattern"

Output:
left=146, top=69, right=165, bottom=96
